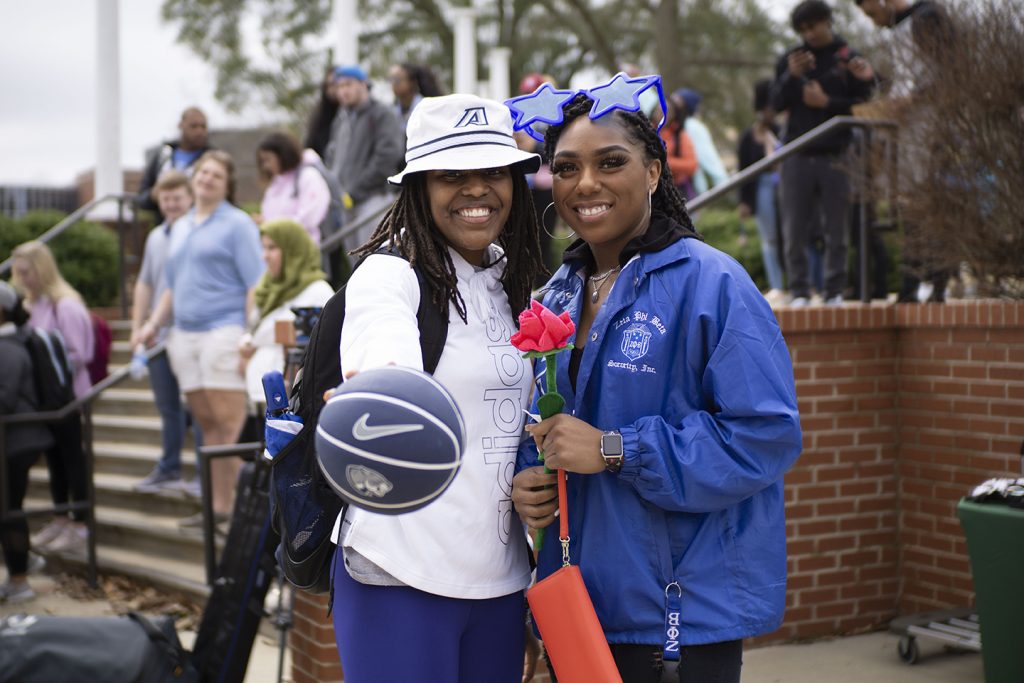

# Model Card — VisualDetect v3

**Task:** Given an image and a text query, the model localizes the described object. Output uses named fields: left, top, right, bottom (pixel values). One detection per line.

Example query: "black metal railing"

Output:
left=0, top=193, right=142, bottom=318
left=688, top=115, right=899, bottom=304
left=0, top=342, right=168, bottom=588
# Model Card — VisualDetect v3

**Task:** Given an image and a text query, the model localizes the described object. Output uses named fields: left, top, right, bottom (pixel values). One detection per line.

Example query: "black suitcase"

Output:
left=190, top=460, right=278, bottom=683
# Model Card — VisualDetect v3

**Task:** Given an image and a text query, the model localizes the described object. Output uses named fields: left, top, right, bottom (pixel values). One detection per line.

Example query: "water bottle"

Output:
left=129, top=344, right=148, bottom=380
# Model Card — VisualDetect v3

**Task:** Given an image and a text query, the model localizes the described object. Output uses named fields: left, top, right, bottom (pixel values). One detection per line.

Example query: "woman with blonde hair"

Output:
left=10, top=240, right=94, bottom=553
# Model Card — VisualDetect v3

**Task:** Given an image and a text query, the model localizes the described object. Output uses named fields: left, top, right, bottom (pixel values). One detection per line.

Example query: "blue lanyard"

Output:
left=664, top=581, right=682, bottom=661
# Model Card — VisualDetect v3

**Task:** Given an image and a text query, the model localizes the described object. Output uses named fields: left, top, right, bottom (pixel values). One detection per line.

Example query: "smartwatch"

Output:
left=600, top=431, right=624, bottom=473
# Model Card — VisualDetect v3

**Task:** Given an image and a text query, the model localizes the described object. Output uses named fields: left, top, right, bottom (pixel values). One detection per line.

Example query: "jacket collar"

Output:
left=559, top=211, right=697, bottom=282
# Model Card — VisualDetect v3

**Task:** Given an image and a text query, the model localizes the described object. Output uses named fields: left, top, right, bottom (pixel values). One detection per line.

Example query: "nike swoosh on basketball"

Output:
left=352, top=413, right=425, bottom=441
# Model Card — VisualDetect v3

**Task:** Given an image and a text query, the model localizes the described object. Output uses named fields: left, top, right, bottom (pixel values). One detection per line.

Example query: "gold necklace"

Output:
left=588, top=266, right=621, bottom=304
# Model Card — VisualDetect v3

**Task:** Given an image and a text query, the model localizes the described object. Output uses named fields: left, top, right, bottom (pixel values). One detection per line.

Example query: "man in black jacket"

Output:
left=136, top=107, right=213, bottom=220
left=771, top=0, right=875, bottom=306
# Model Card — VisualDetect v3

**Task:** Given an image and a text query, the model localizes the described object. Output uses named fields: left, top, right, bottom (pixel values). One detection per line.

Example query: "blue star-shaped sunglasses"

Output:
left=504, top=72, right=668, bottom=143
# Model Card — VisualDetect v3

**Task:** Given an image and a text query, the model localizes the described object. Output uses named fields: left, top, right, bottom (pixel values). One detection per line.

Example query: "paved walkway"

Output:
left=4, top=570, right=984, bottom=683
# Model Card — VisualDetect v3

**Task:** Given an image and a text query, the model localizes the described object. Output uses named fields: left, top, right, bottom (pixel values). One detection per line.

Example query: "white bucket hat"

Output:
left=388, top=93, right=541, bottom=185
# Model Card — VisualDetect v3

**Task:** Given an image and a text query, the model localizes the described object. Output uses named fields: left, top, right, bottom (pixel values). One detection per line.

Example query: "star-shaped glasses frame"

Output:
left=505, top=72, right=668, bottom=143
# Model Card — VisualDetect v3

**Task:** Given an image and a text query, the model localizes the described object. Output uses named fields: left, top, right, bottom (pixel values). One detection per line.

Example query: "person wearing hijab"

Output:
left=238, top=219, right=334, bottom=407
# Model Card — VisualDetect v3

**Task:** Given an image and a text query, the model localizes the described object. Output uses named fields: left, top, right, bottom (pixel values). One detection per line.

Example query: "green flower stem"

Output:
left=521, top=344, right=572, bottom=553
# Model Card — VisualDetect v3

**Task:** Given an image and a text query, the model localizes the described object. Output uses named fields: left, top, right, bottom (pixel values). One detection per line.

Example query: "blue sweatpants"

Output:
left=332, top=552, right=525, bottom=683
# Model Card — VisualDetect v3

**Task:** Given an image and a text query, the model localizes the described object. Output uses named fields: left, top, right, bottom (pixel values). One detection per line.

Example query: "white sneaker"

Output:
left=31, top=518, right=69, bottom=550
left=789, top=296, right=810, bottom=308
left=809, top=293, right=825, bottom=306
left=0, top=581, right=37, bottom=605
left=763, top=289, right=789, bottom=308
left=825, top=295, right=844, bottom=307
left=47, top=522, right=88, bottom=553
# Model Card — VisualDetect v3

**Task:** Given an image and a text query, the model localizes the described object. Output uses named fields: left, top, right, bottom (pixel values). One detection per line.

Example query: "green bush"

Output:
left=0, top=210, right=120, bottom=308
left=696, top=208, right=770, bottom=291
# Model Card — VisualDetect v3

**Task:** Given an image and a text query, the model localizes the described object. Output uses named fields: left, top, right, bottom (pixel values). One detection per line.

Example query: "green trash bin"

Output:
left=957, top=498, right=1024, bottom=683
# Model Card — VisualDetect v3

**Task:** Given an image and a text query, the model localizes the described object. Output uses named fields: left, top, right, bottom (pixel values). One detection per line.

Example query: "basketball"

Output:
left=315, top=366, right=466, bottom=515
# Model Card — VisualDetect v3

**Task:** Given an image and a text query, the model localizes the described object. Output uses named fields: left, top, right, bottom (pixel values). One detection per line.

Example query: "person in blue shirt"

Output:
left=140, top=150, right=264, bottom=525
left=511, top=92, right=802, bottom=683
left=136, top=107, right=214, bottom=221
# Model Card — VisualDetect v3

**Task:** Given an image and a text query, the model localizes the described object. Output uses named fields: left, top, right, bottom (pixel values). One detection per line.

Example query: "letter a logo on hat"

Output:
left=454, top=107, right=489, bottom=128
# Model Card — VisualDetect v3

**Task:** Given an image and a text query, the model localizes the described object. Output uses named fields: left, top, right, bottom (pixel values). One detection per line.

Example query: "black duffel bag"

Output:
left=0, top=611, right=198, bottom=683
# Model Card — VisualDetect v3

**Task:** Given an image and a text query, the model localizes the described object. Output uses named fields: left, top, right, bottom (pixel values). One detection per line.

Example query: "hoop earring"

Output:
left=541, top=202, right=575, bottom=241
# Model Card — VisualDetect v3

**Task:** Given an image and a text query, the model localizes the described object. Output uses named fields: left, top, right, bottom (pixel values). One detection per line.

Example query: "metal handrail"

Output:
left=687, top=115, right=899, bottom=303
left=0, top=342, right=167, bottom=588
left=687, top=116, right=895, bottom=212
left=196, top=441, right=264, bottom=585
left=319, top=200, right=393, bottom=258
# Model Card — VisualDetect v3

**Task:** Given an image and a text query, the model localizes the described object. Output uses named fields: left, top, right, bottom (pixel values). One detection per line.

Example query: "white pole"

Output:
left=95, top=0, right=122, bottom=202
left=452, top=8, right=478, bottom=95
left=488, top=47, right=511, bottom=101
left=334, top=0, right=358, bottom=65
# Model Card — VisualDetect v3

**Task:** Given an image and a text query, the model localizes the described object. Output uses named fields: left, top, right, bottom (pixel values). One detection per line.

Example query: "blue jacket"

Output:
left=516, top=228, right=801, bottom=646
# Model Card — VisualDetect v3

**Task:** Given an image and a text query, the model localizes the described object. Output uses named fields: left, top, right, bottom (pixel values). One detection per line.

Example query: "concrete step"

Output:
left=93, top=440, right=199, bottom=479
left=92, top=413, right=177, bottom=447
left=95, top=387, right=163, bottom=417
left=109, top=340, right=137, bottom=367
left=29, top=469, right=203, bottom=519
left=40, top=538, right=210, bottom=603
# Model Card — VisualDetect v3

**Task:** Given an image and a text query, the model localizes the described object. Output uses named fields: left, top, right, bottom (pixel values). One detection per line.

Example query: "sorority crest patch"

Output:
left=620, top=323, right=652, bottom=362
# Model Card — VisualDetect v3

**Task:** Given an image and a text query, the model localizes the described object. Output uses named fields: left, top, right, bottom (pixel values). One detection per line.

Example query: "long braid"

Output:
left=543, top=94, right=703, bottom=240
left=352, top=170, right=543, bottom=322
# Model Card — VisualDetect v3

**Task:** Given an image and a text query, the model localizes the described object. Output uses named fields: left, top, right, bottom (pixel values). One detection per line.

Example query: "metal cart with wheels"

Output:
left=889, top=607, right=981, bottom=665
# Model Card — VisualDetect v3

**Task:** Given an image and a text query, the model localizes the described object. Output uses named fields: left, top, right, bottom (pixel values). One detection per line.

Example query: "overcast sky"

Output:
left=0, top=0, right=796, bottom=187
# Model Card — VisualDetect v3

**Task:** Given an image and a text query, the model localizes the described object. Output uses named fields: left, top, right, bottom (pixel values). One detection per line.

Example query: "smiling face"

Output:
left=551, top=115, right=661, bottom=254
left=425, top=167, right=513, bottom=266
left=191, top=158, right=230, bottom=205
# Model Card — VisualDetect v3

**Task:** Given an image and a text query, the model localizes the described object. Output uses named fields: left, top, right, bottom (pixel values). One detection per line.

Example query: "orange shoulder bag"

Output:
left=526, top=469, right=622, bottom=683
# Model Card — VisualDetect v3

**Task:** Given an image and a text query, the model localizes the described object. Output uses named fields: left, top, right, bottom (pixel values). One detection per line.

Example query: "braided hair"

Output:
left=352, top=169, right=544, bottom=323
left=543, top=94, right=701, bottom=238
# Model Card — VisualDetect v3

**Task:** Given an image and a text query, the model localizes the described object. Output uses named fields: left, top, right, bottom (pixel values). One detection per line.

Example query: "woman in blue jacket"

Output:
left=511, top=86, right=802, bottom=682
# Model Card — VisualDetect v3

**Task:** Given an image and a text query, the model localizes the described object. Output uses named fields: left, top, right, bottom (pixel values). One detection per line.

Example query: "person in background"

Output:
left=658, top=96, right=699, bottom=199
left=737, top=79, right=787, bottom=305
left=10, top=241, right=94, bottom=554
left=672, top=88, right=729, bottom=195
left=130, top=170, right=203, bottom=495
left=136, top=107, right=213, bottom=222
left=853, top=0, right=951, bottom=302
left=253, top=131, right=331, bottom=245
left=238, top=219, right=333, bottom=410
left=0, top=282, right=55, bottom=605
left=389, top=62, right=444, bottom=129
left=511, top=86, right=801, bottom=683
left=771, top=0, right=874, bottom=307
left=139, top=150, right=264, bottom=528
left=324, top=64, right=405, bottom=250
left=305, top=68, right=341, bottom=159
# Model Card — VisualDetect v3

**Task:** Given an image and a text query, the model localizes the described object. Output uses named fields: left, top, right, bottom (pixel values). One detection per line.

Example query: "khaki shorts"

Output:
left=166, top=325, right=246, bottom=393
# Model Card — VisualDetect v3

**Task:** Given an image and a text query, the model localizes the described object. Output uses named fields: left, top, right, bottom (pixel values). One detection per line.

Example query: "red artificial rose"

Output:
left=511, top=300, right=575, bottom=353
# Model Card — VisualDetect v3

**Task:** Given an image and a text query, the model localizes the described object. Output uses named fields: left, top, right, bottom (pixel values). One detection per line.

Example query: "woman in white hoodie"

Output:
left=332, top=93, right=544, bottom=683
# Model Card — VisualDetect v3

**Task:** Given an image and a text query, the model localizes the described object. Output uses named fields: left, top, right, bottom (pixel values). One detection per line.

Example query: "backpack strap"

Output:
left=291, top=249, right=449, bottom=417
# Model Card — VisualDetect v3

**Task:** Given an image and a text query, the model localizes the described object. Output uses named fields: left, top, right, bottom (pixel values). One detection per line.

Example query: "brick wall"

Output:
left=290, top=301, right=1024, bottom=672
left=291, top=592, right=343, bottom=683
left=770, top=301, right=1024, bottom=643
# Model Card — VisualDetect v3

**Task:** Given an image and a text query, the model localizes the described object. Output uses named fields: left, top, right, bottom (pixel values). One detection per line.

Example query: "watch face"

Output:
left=602, top=433, right=623, bottom=457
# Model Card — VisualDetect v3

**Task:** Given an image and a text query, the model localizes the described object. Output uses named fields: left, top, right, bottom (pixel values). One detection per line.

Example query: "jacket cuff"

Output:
left=616, top=425, right=642, bottom=481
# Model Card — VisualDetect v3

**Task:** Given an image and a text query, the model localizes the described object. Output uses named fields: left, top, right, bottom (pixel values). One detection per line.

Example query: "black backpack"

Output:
left=270, top=251, right=449, bottom=596
left=23, top=328, right=76, bottom=411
